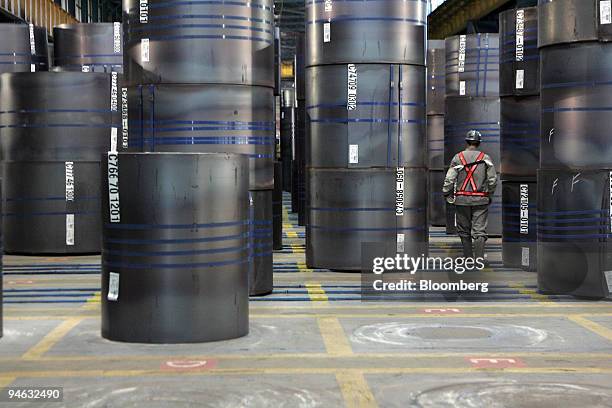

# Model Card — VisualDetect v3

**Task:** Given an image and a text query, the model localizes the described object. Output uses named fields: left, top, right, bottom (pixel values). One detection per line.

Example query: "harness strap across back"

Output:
left=456, top=151, right=488, bottom=197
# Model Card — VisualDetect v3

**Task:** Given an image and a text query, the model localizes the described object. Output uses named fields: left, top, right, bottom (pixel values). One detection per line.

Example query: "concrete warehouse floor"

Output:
left=1, top=193, right=611, bottom=407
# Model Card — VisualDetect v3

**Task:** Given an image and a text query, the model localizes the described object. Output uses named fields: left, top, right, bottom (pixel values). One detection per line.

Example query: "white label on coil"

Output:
left=65, top=161, right=75, bottom=202
left=29, top=24, right=36, bottom=54
left=458, top=34, right=466, bottom=73
left=459, top=80, right=466, bottom=96
left=140, top=0, right=148, bottom=23
left=30, top=64, right=36, bottom=72
left=515, top=9, right=525, bottom=61
left=110, top=72, right=118, bottom=112
left=396, top=233, right=405, bottom=253
left=108, top=153, right=121, bottom=223
left=349, top=144, right=359, bottom=164
left=113, top=22, right=122, bottom=53
left=121, top=88, right=129, bottom=149
left=141, top=38, right=150, bottom=62
left=396, top=167, right=405, bottom=216
left=108, top=272, right=120, bottom=301
left=454, top=212, right=457, bottom=227
left=323, top=22, right=331, bottom=43
left=324, top=0, right=332, bottom=12
left=604, top=271, right=612, bottom=293
left=515, top=69, right=525, bottom=89
left=601, top=1, right=612, bottom=25
left=110, top=127, right=118, bottom=152
left=347, top=64, right=357, bottom=110
left=520, top=184, right=529, bottom=234
left=81, top=65, right=91, bottom=72
left=66, top=214, right=75, bottom=246
left=521, top=247, right=530, bottom=267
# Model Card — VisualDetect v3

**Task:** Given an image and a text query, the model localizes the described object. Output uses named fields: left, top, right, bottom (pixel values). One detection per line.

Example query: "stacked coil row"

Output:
left=1, top=24, right=122, bottom=255
left=0, top=23, right=49, bottom=74
left=121, top=0, right=275, bottom=297
left=272, top=27, right=283, bottom=251
left=427, top=40, right=446, bottom=227
left=499, top=7, right=540, bottom=271
left=537, top=0, right=612, bottom=298
left=444, top=33, right=502, bottom=236
left=280, top=88, right=295, bottom=193
left=293, top=34, right=307, bottom=226
left=305, top=0, right=428, bottom=270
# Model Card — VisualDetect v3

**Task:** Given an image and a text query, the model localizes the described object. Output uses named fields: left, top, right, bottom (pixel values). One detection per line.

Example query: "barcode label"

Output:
left=601, top=0, right=612, bottom=25
left=29, top=24, right=36, bottom=54
left=108, top=272, right=120, bottom=301
left=65, top=162, right=75, bottom=202
left=396, top=167, right=405, bottom=216
left=30, top=64, right=35, bottom=72
left=347, top=64, right=357, bottom=110
left=515, top=9, right=525, bottom=61
left=66, top=214, right=75, bottom=246
left=521, top=247, right=529, bottom=267
left=108, top=153, right=121, bottom=223
left=396, top=233, right=405, bottom=253
left=110, top=72, right=118, bottom=112
left=520, top=184, right=529, bottom=234
left=458, top=35, right=466, bottom=73
left=516, top=69, right=525, bottom=89
left=141, top=38, right=150, bottom=62
left=140, top=0, right=148, bottom=23
left=459, top=81, right=466, bottom=95
left=121, top=88, right=129, bottom=149
left=81, top=65, right=90, bottom=72
left=324, top=0, right=332, bottom=12
left=323, top=22, right=331, bottom=43
left=349, top=144, right=359, bottom=164
left=113, top=22, right=122, bottom=53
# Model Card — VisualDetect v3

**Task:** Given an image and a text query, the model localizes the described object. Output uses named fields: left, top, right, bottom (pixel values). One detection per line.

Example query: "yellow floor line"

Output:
left=336, top=372, right=378, bottom=408
left=22, top=317, right=84, bottom=360
left=81, top=291, right=101, bottom=309
left=567, top=315, right=612, bottom=342
left=298, top=261, right=312, bottom=273
left=305, top=282, right=328, bottom=302
left=317, top=317, right=353, bottom=356
left=286, top=231, right=299, bottom=238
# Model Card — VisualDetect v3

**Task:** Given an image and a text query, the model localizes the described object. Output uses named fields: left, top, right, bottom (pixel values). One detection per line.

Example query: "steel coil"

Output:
left=122, top=0, right=274, bottom=86
left=306, top=63, right=426, bottom=168
left=101, top=152, right=250, bottom=343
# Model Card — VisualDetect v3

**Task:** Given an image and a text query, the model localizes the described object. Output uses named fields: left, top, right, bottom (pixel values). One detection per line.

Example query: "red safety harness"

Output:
left=455, top=151, right=489, bottom=197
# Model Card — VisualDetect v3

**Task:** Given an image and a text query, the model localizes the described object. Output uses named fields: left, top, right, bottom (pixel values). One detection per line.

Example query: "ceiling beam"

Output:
left=428, top=0, right=512, bottom=39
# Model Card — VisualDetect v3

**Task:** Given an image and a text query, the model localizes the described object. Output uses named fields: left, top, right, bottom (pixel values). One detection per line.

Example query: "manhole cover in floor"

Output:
left=351, top=322, right=548, bottom=347
left=412, top=382, right=612, bottom=408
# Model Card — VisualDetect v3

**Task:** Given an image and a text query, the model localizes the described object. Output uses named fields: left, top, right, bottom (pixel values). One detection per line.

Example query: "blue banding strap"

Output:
left=542, top=80, right=612, bottom=89
left=542, top=106, right=612, bottom=113
left=103, top=258, right=249, bottom=269
left=105, top=245, right=247, bottom=257
left=308, top=16, right=426, bottom=25
left=308, top=225, right=426, bottom=232
left=128, top=0, right=272, bottom=12
left=128, top=23, right=271, bottom=34
left=6, top=196, right=99, bottom=202
left=4, top=211, right=98, bottom=217
left=309, top=207, right=424, bottom=212
left=105, top=232, right=248, bottom=245
left=105, top=220, right=249, bottom=229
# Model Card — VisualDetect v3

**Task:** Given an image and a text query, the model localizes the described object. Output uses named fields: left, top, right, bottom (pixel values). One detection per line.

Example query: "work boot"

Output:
left=474, top=237, right=487, bottom=266
left=460, top=237, right=473, bottom=258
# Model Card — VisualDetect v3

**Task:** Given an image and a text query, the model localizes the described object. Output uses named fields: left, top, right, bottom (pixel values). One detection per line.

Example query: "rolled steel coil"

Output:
left=540, top=42, right=612, bottom=169
left=122, top=0, right=274, bottom=86
left=53, top=23, right=123, bottom=73
left=538, top=0, right=612, bottom=48
left=0, top=23, right=48, bottom=73
left=306, top=63, right=426, bottom=169
left=537, top=169, right=612, bottom=298
left=500, top=95, right=540, bottom=178
left=273, top=161, right=283, bottom=250
left=126, top=84, right=274, bottom=190
left=101, top=152, right=250, bottom=343
left=0, top=72, right=116, bottom=254
left=499, top=7, right=539, bottom=96
left=502, top=180, right=537, bottom=271
left=249, top=189, right=273, bottom=295
left=428, top=169, right=446, bottom=227
left=427, top=40, right=446, bottom=115
left=444, top=96, right=500, bottom=167
left=281, top=88, right=295, bottom=192
left=306, top=167, right=428, bottom=271
left=427, top=114, right=444, bottom=170
left=445, top=34, right=499, bottom=98
left=305, top=0, right=426, bottom=67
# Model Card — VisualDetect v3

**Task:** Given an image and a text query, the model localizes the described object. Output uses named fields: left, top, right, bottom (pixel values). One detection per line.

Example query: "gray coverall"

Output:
left=442, top=149, right=497, bottom=243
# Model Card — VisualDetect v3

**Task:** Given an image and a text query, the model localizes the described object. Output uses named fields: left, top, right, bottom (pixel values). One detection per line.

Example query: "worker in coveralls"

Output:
left=443, top=130, right=497, bottom=261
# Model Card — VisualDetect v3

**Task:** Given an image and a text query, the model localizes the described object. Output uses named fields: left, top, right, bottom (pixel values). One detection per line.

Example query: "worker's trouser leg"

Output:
left=455, top=205, right=489, bottom=258
left=471, top=205, right=489, bottom=241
